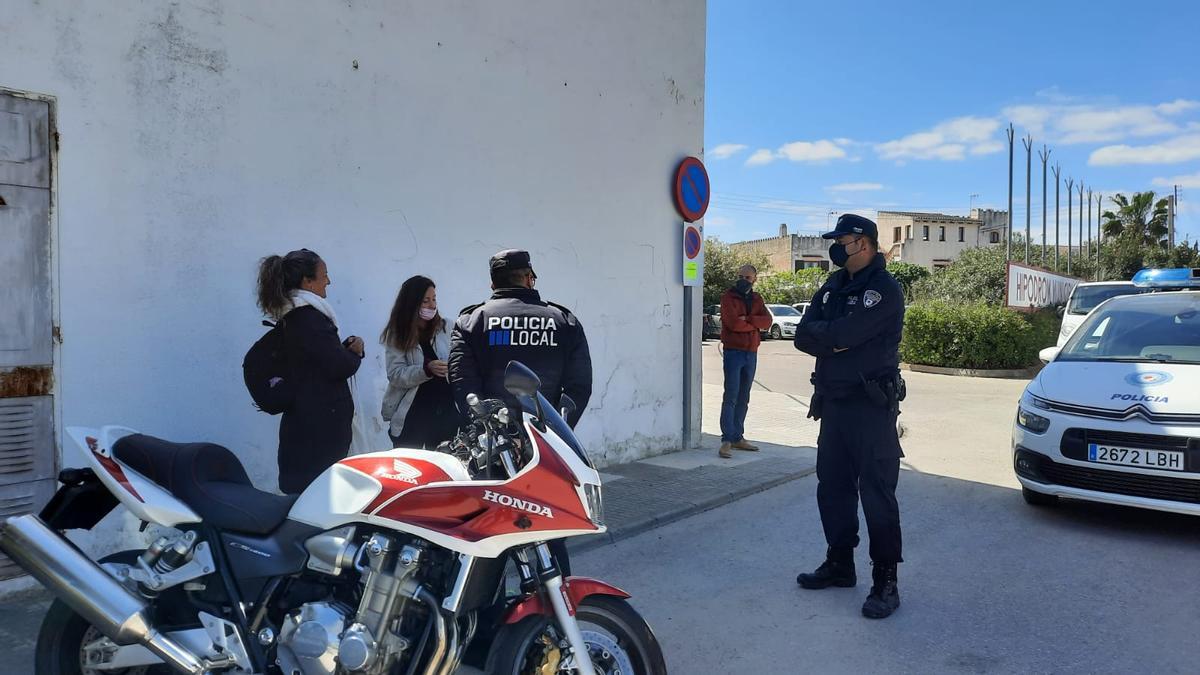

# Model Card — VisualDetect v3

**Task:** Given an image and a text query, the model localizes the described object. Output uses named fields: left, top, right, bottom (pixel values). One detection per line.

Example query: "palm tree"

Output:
left=1100, top=192, right=1169, bottom=246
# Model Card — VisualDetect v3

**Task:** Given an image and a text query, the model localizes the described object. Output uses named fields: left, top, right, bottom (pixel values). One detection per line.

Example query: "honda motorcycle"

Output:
left=0, top=362, right=666, bottom=674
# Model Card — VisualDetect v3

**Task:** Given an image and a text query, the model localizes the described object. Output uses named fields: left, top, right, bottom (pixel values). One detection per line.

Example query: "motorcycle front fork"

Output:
left=515, top=544, right=598, bottom=675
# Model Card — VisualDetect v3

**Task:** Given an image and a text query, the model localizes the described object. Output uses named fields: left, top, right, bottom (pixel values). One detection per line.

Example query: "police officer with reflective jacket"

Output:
left=793, top=214, right=906, bottom=620
left=448, top=249, right=592, bottom=574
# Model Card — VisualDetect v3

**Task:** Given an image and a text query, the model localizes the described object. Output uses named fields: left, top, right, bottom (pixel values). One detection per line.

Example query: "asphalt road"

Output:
left=575, top=340, right=1200, bottom=674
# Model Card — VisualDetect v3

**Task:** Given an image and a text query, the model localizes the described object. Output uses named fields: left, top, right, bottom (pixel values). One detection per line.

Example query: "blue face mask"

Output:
left=734, top=278, right=752, bottom=294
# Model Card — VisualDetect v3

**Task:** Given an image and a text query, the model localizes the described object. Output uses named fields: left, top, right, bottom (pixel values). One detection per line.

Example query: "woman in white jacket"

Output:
left=380, top=275, right=457, bottom=448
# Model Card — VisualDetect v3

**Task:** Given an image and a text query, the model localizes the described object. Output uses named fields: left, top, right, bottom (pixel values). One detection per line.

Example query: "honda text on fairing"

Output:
left=1014, top=268, right=1200, bottom=515
left=0, top=361, right=666, bottom=675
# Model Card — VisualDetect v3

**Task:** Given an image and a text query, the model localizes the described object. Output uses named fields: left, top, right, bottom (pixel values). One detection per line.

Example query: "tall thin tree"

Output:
left=1023, top=135, right=1033, bottom=262
left=1052, top=164, right=1062, bottom=272
left=1039, top=146, right=1050, bottom=264
left=1006, top=124, right=1015, bottom=261
left=1066, top=178, right=1074, bottom=275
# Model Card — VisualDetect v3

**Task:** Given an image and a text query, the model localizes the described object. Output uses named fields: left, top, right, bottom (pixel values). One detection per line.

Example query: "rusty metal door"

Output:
left=0, top=92, right=55, bottom=580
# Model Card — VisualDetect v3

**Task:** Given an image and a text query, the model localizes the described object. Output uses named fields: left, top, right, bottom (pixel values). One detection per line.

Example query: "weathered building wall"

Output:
left=0, top=0, right=705, bottom=583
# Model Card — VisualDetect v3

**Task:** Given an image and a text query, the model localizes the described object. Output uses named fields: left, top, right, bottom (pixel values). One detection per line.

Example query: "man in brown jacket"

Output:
left=718, top=264, right=774, bottom=458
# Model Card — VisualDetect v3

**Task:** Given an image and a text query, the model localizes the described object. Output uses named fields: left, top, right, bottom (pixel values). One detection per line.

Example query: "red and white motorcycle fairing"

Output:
left=290, top=415, right=606, bottom=558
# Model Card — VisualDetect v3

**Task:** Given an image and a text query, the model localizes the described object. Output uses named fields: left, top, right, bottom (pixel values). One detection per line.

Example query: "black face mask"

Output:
left=828, top=243, right=849, bottom=267
left=734, top=278, right=752, bottom=294
left=829, top=238, right=865, bottom=268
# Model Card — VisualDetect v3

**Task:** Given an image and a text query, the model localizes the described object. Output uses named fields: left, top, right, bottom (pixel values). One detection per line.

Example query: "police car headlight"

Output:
left=583, top=484, right=605, bottom=528
left=1016, top=407, right=1051, bottom=434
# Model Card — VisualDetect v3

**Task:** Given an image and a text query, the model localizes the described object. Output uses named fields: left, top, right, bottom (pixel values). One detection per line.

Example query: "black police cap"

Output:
left=489, top=249, right=533, bottom=272
left=821, top=213, right=878, bottom=240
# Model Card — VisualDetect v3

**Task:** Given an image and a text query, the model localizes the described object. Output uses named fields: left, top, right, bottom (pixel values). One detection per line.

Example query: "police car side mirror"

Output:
left=1038, top=346, right=1060, bottom=364
left=504, top=361, right=542, bottom=399
left=559, top=393, right=578, bottom=420
left=1056, top=305, right=1065, bottom=317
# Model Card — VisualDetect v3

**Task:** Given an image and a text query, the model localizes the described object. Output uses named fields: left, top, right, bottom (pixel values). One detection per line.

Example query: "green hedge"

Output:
left=901, top=302, right=1057, bottom=370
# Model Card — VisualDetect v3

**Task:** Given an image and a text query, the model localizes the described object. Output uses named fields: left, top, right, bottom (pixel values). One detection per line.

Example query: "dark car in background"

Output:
left=703, top=304, right=721, bottom=340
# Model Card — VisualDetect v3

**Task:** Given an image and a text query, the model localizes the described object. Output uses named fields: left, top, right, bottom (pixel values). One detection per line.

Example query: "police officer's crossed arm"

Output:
left=795, top=279, right=902, bottom=353
left=793, top=285, right=839, bottom=358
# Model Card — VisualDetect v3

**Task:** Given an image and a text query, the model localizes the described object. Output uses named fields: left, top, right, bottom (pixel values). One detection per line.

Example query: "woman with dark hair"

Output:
left=380, top=275, right=457, bottom=449
left=257, top=248, right=364, bottom=494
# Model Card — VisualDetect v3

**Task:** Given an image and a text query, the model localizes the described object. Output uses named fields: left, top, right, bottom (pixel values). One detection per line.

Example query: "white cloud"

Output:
left=745, top=149, right=776, bottom=167
left=875, top=116, right=1002, bottom=162
left=826, top=182, right=884, bottom=192
left=1002, top=98, right=1199, bottom=144
left=1089, top=134, right=1200, bottom=166
left=1152, top=171, right=1200, bottom=189
left=777, top=140, right=847, bottom=162
left=709, top=143, right=748, bottom=160
left=743, top=139, right=853, bottom=167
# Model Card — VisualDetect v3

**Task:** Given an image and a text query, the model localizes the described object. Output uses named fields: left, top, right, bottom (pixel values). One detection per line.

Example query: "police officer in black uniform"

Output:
left=448, top=249, right=592, bottom=573
left=793, top=214, right=906, bottom=619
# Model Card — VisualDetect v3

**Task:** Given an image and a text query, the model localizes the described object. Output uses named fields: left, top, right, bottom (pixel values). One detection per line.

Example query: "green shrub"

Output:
left=901, top=301, right=1050, bottom=369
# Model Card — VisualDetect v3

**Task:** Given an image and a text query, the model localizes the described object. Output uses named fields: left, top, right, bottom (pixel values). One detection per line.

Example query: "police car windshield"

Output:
left=1067, top=284, right=1144, bottom=315
left=770, top=305, right=802, bottom=317
left=525, top=392, right=593, bottom=469
left=1059, top=292, right=1200, bottom=364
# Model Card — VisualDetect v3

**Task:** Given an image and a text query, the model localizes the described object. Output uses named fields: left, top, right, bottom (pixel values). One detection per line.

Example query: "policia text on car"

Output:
left=792, top=214, right=907, bottom=620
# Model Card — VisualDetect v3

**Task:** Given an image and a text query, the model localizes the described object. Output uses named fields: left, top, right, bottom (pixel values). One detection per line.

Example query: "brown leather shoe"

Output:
left=732, top=439, right=759, bottom=452
left=718, top=442, right=733, bottom=458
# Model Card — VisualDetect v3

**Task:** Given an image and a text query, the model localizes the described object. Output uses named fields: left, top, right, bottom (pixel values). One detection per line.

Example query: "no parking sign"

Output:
left=674, top=157, right=708, bottom=286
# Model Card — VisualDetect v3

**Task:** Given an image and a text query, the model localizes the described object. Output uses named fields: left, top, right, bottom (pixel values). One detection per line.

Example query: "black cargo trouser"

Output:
left=815, top=395, right=903, bottom=564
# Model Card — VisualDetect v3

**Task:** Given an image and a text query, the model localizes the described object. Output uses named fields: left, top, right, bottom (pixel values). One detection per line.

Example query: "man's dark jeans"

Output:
left=720, top=347, right=757, bottom=443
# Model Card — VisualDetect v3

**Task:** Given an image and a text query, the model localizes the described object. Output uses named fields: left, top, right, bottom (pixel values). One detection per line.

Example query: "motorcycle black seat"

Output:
left=112, top=434, right=297, bottom=535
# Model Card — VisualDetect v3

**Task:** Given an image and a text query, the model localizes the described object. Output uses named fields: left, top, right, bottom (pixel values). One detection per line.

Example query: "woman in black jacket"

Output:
left=257, top=249, right=364, bottom=494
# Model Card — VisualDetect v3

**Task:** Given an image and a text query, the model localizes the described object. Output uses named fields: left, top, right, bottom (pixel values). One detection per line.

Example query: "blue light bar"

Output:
left=1131, top=268, right=1200, bottom=288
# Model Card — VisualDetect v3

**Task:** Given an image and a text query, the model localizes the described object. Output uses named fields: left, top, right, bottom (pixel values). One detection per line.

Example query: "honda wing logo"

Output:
left=482, top=489, right=554, bottom=518
left=380, top=459, right=422, bottom=485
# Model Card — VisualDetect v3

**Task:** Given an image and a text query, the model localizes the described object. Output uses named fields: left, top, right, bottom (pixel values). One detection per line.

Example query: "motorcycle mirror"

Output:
left=559, top=393, right=578, bottom=420
left=504, top=361, right=542, bottom=399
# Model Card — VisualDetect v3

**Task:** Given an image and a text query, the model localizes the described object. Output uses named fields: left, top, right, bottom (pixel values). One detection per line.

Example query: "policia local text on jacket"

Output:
left=448, top=286, right=592, bottom=426
left=793, top=214, right=906, bottom=620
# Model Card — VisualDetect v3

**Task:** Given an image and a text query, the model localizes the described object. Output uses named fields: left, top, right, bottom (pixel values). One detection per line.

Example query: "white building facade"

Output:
left=0, top=1, right=705, bottom=584
left=879, top=210, right=1007, bottom=270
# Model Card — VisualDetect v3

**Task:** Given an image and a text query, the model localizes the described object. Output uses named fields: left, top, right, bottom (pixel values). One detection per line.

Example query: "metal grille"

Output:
left=0, top=397, right=54, bottom=486
left=1083, top=429, right=1196, bottom=450
left=1037, top=456, right=1200, bottom=504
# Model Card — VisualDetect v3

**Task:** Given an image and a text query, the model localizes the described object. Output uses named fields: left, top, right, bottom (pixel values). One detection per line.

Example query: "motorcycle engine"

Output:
left=276, top=601, right=352, bottom=675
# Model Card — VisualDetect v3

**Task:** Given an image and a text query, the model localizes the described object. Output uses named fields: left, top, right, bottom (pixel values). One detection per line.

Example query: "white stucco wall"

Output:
left=1, top=0, right=705, bottom=580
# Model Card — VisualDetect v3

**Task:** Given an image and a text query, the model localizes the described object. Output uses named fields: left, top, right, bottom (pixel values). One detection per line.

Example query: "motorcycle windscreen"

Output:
left=520, top=392, right=593, bottom=470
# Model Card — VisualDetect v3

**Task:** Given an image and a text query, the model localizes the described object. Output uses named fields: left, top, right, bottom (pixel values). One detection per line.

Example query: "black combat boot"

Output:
left=861, top=562, right=900, bottom=619
left=796, top=547, right=856, bottom=589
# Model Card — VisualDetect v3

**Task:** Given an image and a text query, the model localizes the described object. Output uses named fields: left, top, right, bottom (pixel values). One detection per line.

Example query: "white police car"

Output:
left=1013, top=268, right=1200, bottom=514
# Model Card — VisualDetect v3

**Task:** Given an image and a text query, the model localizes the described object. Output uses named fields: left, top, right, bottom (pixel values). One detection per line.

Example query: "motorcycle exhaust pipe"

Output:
left=0, top=515, right=208, bottom=675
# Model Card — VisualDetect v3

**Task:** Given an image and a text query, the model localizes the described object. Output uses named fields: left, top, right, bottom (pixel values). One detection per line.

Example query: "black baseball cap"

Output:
left=489, top=249, right=533, bottom=273
left=821, top=213, right=878, bottom=240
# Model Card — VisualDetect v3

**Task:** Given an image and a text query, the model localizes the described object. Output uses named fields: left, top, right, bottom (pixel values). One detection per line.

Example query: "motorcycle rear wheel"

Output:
left=485, top=595, right=666, bottom=675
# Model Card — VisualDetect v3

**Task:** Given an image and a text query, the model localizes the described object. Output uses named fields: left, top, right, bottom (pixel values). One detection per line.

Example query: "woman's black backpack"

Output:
left=243, top=320, right=296, bottom=414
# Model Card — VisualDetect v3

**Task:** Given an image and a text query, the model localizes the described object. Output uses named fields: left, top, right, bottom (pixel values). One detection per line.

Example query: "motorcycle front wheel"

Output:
left=485, top=595, right=667, bottom=675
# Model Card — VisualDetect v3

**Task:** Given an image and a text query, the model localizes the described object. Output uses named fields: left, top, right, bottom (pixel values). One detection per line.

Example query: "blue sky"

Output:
left=704, top=0, right=1200, bottom=246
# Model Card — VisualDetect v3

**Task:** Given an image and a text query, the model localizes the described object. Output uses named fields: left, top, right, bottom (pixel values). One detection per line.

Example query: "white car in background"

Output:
left=1056, top=281, right=1146, bottom=346
left=763, top=304, right=803, bottom=340
left=1014, top=268, right=1200, bottom=515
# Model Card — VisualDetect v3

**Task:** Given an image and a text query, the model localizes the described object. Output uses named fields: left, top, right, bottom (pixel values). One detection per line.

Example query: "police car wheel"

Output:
left=1021, top=487, right=1058, bottom=507
left=769, top=325, right=782, bottom=340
